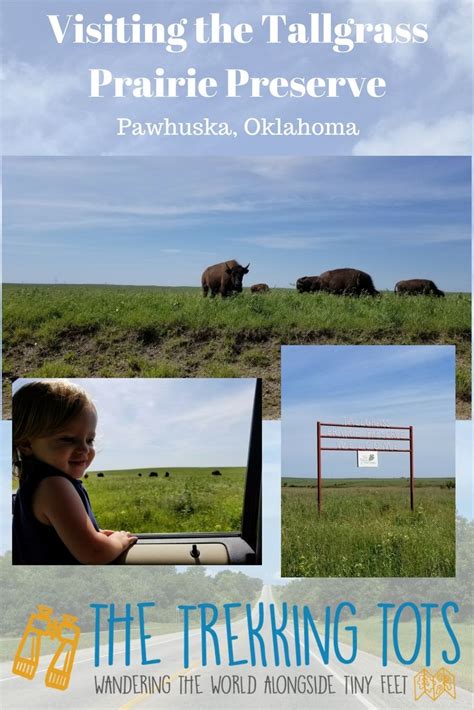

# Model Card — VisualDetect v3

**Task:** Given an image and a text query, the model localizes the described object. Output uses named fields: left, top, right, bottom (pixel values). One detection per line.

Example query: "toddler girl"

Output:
left=13, top=380, right=137, bottom=564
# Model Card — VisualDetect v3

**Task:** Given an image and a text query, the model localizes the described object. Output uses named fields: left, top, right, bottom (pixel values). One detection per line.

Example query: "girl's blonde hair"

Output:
left=13, top=380, right=96, bottom=481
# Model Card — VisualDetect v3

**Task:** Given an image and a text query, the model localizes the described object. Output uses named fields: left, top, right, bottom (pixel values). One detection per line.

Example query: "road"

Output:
left=1, top=586, right=472, bottom=709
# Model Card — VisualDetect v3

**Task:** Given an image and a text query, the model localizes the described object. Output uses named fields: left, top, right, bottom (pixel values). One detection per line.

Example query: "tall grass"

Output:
left=3, top=285, right=470, bottom=417
left=281, top=480, right=455, bottom=578
left=83, top=467, right=246, bottom=533
left=3, top=285, right=470, bottom=341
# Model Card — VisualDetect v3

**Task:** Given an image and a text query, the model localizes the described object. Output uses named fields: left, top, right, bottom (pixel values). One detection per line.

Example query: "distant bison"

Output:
left=84, top=474, right=88, bottom=479
left=202, top=260, right=250, bottom=297
left=297, top=268, right=379, bottom=296
left=97, top=472, right=104, bottom=478
left=149, top=471, right=158, bottom=478
left=165, top=472, right=170, bottom=478
left=250, top=283, right=270, bottom=293
left=138, top=473, right=142, bottom=477
left=395, top=279, right=444, bottom=297
left=211, top=470, right=222, bottom=476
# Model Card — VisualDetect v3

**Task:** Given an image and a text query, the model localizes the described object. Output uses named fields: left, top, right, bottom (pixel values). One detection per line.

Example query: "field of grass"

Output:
left=3, top=284, right=471, bottom=418
left=13, top=467, right=247, bottom=533
left=281, top=478, right=456, bottom=578
left=86, top=467, right=246, bottom=533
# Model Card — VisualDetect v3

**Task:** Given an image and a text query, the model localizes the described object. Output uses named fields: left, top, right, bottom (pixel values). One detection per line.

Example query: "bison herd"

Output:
left=91, top=470, right=224, bottom=478
left=201, top=261, right=445, bottom=298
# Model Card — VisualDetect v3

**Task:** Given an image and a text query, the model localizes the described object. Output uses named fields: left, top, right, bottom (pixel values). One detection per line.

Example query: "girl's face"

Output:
left=20, top=406, right=97, bottom=479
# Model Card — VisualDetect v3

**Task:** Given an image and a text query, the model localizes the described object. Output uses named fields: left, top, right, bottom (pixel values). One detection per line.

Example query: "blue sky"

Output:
left=3, top=156, right=471, bottom=290
left=2, top=1, right=471, bottom=156
left=11, top=378, right=255, bottom=471
left=281, top=346, right=455, bottom=479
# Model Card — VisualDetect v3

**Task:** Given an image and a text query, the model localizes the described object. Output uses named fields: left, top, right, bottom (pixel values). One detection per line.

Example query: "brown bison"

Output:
left=202, top=260, right=250, bottom=297
left=250, top=283, right=270, bottom=293
left=395, top=279, right=444, bottom=297
left=297, top=268, right=378, bottom=296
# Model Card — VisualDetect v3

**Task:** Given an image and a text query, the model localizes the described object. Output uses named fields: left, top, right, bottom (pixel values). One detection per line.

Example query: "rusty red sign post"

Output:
left=316, top=422, right=415, bottom=513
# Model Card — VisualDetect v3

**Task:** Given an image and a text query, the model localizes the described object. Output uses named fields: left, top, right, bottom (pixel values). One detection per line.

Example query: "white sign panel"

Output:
left=357, top=451, right=379, bottom=468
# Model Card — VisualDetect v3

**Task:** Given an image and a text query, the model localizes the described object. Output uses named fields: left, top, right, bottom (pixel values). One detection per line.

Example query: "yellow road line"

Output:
left=118, top=665, right=199, bottom=710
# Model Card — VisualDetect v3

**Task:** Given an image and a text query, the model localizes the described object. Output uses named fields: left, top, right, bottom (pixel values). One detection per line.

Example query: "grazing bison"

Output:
left=84, top=474, right=88, bottom=479
left=97, top=472, right=104, bottom=478
left=149, top=471, right=158, bottom=478
left=202, top=260, right=250, bottom=297
left=296, top=268, right=378, bottom=296
left=211, top=470, right=222, bottom=476
left=165, top=471, right=170, bottom=478
left=395, top=279, right=444, bottom=297
left=138, top=473, right=142, bottom=477
left=250, top=283, right=270, bottom=293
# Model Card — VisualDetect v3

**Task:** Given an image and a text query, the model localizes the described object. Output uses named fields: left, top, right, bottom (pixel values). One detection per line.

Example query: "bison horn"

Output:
left=244, top=263, right=250, bottom=272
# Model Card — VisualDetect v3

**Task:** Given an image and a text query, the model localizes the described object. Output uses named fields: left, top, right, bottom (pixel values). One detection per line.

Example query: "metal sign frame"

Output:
left=316, top=421, right=414, bottom=513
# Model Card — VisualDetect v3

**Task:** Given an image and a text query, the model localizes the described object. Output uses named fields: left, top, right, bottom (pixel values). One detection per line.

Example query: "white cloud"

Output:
left=353, top=113, right=472, bottom=155
left=2, top=60, right=99, bottom=155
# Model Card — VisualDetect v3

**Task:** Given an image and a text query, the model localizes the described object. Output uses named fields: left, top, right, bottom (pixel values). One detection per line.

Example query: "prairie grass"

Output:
left=3, top=285, right=470, bottom=418
left=83, top=466, right=246, bottom=533
left=281, top=478, right=455, bottom=578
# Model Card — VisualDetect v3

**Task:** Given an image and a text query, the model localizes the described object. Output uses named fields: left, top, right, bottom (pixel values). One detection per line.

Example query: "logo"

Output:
left=414, top=668, right=456, bottom=701
left=12, top=605, right=81, bottom=691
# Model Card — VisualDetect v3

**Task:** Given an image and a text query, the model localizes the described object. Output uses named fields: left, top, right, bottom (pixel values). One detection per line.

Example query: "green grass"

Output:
left=3, top=284, right=471, bottom=418
left=13, top=466, right=246, bottom=533
left=338, top=617, right=473, bottom=692
left=84, top=466, right=245, bottom=533
left=281, top=478, right=455, bottom=578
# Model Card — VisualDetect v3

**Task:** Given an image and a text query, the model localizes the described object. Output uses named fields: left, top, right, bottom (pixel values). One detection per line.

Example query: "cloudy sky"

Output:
left=281, top=346, right=455, bottom=479
left=2, top=1, right=471, bottom=155
left=3, top=156, right=470, bottom=290
left=11, top=378, right=256, bottom=471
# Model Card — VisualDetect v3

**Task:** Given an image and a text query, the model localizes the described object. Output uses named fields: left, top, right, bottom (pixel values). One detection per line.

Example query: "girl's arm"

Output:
left=33, top=477, right=137, bottom=564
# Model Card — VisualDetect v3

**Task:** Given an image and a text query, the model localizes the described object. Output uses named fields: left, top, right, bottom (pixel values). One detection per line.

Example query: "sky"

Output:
left=11, top=378, right=256, bottom=471
left=3, top=156, right=471, bottom=290
left=281, top=345, right=455, bottom=479
left=2, top=1, right=471, bottom=156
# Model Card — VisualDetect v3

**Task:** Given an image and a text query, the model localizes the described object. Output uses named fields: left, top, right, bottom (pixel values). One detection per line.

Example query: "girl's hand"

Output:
left=100, top=529, right=115, bottom=536
left=110, top=530, right=138, bottom=550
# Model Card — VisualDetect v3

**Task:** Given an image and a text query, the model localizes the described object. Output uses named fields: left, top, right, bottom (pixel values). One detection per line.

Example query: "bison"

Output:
left=296, top=268, right=379, bottom=296
left=164, top=472, right=170, bottom=478
left=202, top=260, right=249, bottom=297
left=84, top=473, right=88, bottom=479
left=211, top=470, right=222, bottom=476
left=395, top=279, right=444, bottom=297
left=149, top=471, right=158, bottom=478
left=250, top=283, right=270, bottom=293
left=97, top=472, right=104, bottom=478
left=138, top=473, right=142, bottom=477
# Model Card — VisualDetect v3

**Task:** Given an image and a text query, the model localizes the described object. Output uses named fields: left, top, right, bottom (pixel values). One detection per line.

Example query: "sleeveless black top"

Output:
left=12, top=459, right=100, bottom=565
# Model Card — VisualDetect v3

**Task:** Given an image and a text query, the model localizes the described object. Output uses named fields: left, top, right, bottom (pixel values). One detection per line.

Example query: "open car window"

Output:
left=81, top=379, right=262, bottom=564
left=13, top=377, right=262, bottom=565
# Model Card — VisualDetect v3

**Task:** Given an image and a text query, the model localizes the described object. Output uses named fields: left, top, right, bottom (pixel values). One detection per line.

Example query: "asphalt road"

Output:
left=1, top=586, right=472, bottom=709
